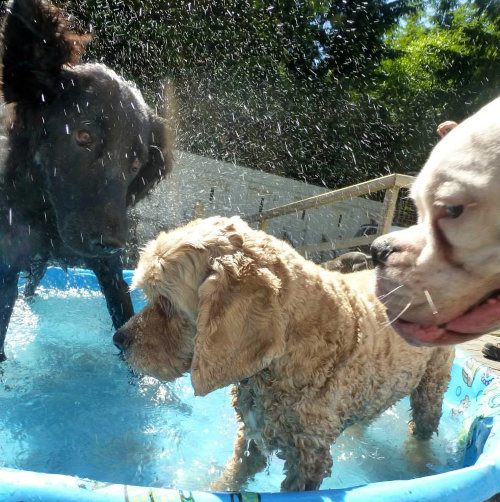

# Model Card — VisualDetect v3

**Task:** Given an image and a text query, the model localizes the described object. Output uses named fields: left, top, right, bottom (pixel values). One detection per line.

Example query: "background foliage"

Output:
left=39, top=0, right=500, bottom=186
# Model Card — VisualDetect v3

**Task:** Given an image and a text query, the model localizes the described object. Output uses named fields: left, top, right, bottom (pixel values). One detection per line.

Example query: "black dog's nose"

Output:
left=113, top=327, right=131, bottom=352
left=370, top=237, right=399, bottom=267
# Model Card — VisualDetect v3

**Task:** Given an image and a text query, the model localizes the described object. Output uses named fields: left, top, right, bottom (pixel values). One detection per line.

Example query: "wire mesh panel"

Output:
left=393, top=187, right=418, bottom=228
left=125, top=151, right=415, bottom=267
left=256, top=194, right=383, bottom=262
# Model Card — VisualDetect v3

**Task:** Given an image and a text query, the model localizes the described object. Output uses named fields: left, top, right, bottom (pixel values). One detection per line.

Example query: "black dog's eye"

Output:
left=131, top=158, right=142, bottom=173
left=445, top=205, right=464, bottom=218
left=75, top=129, right=92, bottom=147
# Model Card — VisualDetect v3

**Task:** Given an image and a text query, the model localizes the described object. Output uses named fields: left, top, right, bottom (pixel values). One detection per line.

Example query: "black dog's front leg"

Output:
left=0, top=265, right=20, bottom=362
left=24, top=259, right=48, bottom=300
left=91, top=256, right=134, bottom=329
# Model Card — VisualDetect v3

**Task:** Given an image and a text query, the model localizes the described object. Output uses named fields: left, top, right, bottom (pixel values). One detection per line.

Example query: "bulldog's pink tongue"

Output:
left=390, top=294, right=500, bottom=346
left=446, top=296, right=500, bottom=333
left=393, top=321, right=446, bottom=343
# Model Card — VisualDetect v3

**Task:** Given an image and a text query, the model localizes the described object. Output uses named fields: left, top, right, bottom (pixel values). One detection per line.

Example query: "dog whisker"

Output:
left=373, top=269, right=401, bottom=283
left=377, top=301, right=412, bottom=333
left=423, top=290, right=438, bottom=315
left=376, top=283, right=404, bottom=301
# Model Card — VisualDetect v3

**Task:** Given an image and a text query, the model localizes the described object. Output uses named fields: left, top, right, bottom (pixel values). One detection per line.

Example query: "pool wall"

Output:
left=0, top=267, right=499, bottom=502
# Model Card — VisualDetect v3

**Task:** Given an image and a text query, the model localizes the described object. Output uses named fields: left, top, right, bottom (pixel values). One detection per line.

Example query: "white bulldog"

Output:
left=372, top=96, right=500, bottom=346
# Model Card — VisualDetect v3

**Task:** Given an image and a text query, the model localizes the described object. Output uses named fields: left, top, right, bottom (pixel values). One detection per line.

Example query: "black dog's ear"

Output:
left=1, top=0, right=90, bottom=104
left=127, top=116, right=173, bottom=206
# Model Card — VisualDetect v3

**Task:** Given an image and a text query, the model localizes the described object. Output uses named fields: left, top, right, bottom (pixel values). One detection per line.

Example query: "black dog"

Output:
left=0, top=0, right=172, bottom=361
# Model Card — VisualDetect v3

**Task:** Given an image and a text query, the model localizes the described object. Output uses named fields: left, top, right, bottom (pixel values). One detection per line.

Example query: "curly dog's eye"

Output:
left=75, top=129, right=92, bottom=147
left=445, top=205, right=464, bottom=218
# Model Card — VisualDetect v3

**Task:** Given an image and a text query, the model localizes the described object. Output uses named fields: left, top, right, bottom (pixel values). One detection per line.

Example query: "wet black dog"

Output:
left=0, top=0, right=172, bottom=361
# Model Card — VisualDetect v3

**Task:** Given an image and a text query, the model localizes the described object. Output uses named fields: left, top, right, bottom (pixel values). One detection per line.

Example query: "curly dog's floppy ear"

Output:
left=191, top=252, right=286, bottom=396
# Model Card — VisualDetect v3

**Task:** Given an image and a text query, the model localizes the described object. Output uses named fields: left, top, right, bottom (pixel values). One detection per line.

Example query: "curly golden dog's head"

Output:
left=114, top=216, right=287, bottom=396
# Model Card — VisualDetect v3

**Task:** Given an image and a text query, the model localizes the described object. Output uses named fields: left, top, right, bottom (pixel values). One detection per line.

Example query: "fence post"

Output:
left=379, top=185, right=400, bottom=235
left=193, top=200, right=205, bottom=219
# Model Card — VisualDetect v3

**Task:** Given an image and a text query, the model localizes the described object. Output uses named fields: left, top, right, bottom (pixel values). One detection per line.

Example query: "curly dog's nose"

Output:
left=370, top=237, right=399, bottom=267
left=113, top=327, right=131, bottom=352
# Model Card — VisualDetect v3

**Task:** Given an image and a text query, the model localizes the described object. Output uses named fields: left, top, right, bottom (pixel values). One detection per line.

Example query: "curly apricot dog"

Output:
left=114, top=216, right=453, bottom=491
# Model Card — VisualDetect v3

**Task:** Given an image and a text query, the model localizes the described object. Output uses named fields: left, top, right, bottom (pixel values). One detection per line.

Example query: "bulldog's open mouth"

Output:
left=392, top=290, right=500, bottom=346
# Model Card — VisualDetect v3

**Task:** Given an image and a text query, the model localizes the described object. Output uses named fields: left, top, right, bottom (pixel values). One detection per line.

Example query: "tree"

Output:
left=56, top=0, right=499, bottom=186
left=374, top=1, right=500, bottom=171
left=60, top=0, right=421, bottom=187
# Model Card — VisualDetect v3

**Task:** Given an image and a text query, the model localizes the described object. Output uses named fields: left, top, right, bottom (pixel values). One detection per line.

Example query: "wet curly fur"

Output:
left=114, top=216, right=454, bottom=492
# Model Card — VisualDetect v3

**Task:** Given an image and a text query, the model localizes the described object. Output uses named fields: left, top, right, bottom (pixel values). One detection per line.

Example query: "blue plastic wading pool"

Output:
left=0, top=267, right=499, bottom=502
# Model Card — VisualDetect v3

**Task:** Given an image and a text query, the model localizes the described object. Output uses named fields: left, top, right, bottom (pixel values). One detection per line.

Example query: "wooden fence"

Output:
left=243, top=173, right=415, bottom=256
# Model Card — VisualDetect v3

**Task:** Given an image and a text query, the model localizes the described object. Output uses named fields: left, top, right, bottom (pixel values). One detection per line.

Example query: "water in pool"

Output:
left=0, top=279, right=465, bottom=491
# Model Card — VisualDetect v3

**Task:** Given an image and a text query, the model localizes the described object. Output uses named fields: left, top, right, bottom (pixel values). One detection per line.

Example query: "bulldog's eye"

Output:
left=445, top=205, right=464, bottom=218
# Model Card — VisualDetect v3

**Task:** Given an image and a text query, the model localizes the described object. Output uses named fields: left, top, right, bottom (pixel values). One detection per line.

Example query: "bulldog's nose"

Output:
left=370, top=237, right=400, bottom=267
left=113, top=327, right=132, bottom=352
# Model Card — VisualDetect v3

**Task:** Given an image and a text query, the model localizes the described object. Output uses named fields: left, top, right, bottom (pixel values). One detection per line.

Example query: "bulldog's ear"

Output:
left=1, top=0, right=91, bottom=104
left=191, top=252, right=286, bottom=396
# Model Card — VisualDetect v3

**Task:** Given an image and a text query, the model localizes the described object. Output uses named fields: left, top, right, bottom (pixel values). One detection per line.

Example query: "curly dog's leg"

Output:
left=410, top=347, right=454, bottom=439
left=280, top=437, right=333, bottom=492
left=209, top=424, right=267, bottom=492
